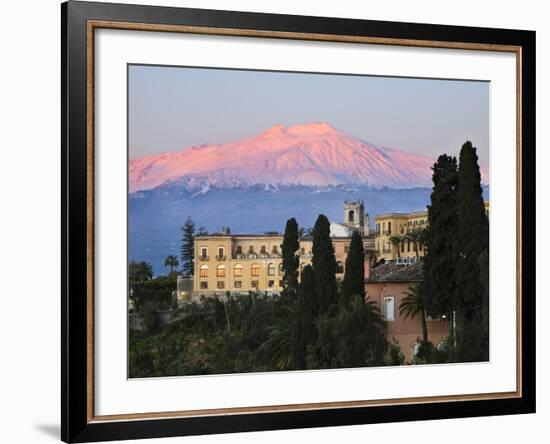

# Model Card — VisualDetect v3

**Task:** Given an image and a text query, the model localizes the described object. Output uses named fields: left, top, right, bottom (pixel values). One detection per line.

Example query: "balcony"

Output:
left=198, top=255, right=210, bottom=261
left=216, top=255, right=226, bottom=261
left=382, top=248, right=392, bottom=253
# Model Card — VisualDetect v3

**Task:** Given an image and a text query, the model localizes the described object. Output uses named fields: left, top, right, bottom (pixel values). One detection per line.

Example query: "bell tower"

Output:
left=343, top=200, right=364, bottom=232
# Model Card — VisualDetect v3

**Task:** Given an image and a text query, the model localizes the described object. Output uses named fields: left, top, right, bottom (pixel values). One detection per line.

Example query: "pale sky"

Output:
left=128, top=64, right=489, bottom=166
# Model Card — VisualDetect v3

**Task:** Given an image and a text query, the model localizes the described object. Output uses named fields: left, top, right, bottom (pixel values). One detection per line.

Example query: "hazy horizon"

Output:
left=129, top=64, right=490, bottom=166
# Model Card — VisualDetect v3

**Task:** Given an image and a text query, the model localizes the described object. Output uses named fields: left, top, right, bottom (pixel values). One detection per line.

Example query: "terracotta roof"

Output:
left=367, top=260, right=423, bottom=283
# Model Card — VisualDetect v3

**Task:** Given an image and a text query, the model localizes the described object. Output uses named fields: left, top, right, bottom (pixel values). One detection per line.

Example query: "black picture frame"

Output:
left=61, top=1, right=536, bottom=442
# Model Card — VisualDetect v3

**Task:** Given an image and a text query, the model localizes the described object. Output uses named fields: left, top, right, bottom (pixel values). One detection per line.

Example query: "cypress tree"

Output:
left=281, top=218, right=300, bottom=300
left=342, top=231, right=365, bottom=301
left=292, top=265, right=316, bottom=369
left=455, top=141, right=489, bottom=361
left=422, top=155, right=459, bottom=318
left=312, top=214, right=338, bottom=312
left=180, top=216, right=195, bottom=276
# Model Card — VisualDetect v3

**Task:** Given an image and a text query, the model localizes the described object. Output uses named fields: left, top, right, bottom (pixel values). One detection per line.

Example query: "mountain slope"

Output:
left=130, top=122, right=484, bottom=193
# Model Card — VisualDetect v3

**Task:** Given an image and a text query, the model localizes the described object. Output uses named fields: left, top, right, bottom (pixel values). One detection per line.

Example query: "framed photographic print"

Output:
left=61, top=1, right=536, bottom=442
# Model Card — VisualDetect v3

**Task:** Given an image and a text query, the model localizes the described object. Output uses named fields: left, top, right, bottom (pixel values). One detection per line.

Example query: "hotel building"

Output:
left=374, top=201, right=489, bottom=262
left=192, top=201, right=376, bottom=296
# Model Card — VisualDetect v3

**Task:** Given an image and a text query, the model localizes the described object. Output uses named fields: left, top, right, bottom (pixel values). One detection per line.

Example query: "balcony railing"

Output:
left=216, top=255, right=226, bottom=261
left=199, top=255, right=210, bottom=261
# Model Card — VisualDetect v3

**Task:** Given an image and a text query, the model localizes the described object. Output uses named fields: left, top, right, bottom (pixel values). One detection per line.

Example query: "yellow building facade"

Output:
left=193, top=234, right=374, bottom=296
left=375, top=211, right=428, bottom=261
left=375, top=201, right=489, bottom=262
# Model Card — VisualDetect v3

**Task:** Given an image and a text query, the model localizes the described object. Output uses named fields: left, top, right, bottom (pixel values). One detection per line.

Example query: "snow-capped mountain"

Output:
left=129, top=122, right=488, bottom=193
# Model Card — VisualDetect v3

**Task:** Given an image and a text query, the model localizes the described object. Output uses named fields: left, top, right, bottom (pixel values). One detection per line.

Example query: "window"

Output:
left=234, top=280, right=242, bottom=289
left=272, top=245, right=278, bottom=254
left=419, top=243, right=423, bottom=251
left=279, top=280, right=283, bottom=287
left=199, top=264, right=209, bottom=277
left=376, top=223, right=380, bottom=234
left=348, top=210, right=355, bottom=222
left=251, top=263, right=260, bottom=276
left=401, top=241, right=405, bottom=253
left=260, top=245, right=267, bottom=254
left=217, top=247, right=225, bottom=259
left=248, top=245, right=255, bottom=254
left=200, top=281, right=208, bottom=289
left=400, top=225, right=405, bottom=234
left=235, top=246, right=242, bottom=255
left=217, top=281, right=225, bottom=289
left=200, top=247, right=208, bottom=258
left=388, top=222, right=392, bottom=234
left=278, top=263, right=283, bottom=275
left=216, top=264, right=226, bottom=277
left=344, top=246, right=349, bottom=253
left=384, top=296, right=395, bottom=321
left=251, top=280, right=259, bottom=289
left=267, top=263, right=275, bottom=276
left=268, top=280, right=275, bottom=288
left=336, top=261, right=344, bottom=274
left=407, top=240, right=411, bottom=252
left=300, top=247, right=305, bottom=255
left=234, top=264, right=243, bottom=277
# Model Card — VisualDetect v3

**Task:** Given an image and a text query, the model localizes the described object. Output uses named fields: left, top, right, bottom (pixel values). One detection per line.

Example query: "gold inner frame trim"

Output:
left=86, top=19, right=523, bottom=423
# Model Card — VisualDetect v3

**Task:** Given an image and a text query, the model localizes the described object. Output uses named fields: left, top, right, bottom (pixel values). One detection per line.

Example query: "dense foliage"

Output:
left=312, top=214, right=338, bottom=313
left=341, top=231, right=365, bottom=301
left=455, top=142, right=490, bottom=362
left=422, top=154, right=459, bottom=318
left=421, top=142, right=489, bottom=362
left=130, top=215, right=388, bottom=377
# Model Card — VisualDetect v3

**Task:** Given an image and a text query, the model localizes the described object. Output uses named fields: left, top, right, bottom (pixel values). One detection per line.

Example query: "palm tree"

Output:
left=363, top=296, right=386, bottom=329
left=399, top=283, right=428, bottom=343
left=389, top=235, right=404, bottom=259
left=261, top=304, right=296, bottom=370
left=406, top=228, right=425, bottom=258
left=129, top=260, right=153, bottom=286
left=164, top=255, right=179, bottom=274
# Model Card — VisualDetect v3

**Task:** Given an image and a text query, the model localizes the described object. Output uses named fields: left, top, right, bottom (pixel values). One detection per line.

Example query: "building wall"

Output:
left=194, top=235, right=285, bottom=294
left=374, top=200, right=489, bottom=262
left=193, top=235, right=374, bottom=295
left=374, top=212, right=428, bottom=261
left=365, top=281, right=451, bottom=362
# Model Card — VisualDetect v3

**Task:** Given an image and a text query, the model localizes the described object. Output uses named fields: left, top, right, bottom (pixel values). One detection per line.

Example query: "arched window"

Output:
left=233, top=264, right=243, bottom=277
left=336, top=261, right=344, bottom=274
left=251, top=263, right=260, bottom=277
left=216, top=264, right=226, bottom=277
left=199, top=264, right=209, bottom=277
left=268, top=263, right=275, bottom=276
left=348, top=210, right=355, bottom=222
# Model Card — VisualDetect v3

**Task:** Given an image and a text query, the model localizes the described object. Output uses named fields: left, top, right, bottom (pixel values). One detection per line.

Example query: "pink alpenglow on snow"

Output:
left=129, top=122, right=489, bottom=193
